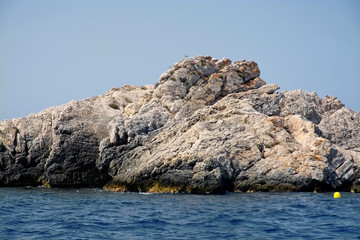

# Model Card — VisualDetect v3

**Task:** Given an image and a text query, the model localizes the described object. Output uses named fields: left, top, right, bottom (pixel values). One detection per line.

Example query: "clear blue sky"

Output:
left=1, top=0, right=359, bottom=120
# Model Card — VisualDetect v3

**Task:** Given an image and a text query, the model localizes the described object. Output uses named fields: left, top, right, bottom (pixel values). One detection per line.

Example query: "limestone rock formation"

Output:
left=1, top=56, right=359, bottom=193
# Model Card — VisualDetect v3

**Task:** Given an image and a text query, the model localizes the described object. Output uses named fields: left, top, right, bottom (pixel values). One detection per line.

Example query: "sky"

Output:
left=0, top=0, right=359, bottom=120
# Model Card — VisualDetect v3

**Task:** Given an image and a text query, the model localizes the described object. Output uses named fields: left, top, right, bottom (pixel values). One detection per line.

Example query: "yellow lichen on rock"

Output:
left=103, top=182, right=128, bottom=192
left=148, top=182, right=185, bottom=193
left=42, top=180, right=51, bottom=188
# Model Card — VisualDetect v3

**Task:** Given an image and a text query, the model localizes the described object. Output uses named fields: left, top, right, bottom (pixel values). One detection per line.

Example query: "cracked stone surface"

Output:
left=1, top=56, right=359, bottom=193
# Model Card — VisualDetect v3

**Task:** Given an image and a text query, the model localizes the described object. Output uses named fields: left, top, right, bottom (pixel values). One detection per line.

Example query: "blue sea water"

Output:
left=0, top=188, right=359, bottom=240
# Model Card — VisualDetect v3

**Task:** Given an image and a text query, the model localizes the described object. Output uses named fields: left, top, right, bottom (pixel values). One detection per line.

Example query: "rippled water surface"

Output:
left=1, top=188, right=359, bottom=239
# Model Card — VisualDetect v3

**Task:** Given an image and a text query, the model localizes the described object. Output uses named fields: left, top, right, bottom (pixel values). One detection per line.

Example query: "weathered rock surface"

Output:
left=1, top=56, right=359, bottom=193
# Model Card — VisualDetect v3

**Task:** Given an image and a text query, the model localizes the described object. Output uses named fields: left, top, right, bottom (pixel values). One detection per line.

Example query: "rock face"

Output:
left=1, top=56, right=359, bottom=193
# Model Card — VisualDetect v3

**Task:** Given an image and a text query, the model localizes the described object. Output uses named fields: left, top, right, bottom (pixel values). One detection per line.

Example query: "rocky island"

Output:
left=1, top=56, right=359, bottom=193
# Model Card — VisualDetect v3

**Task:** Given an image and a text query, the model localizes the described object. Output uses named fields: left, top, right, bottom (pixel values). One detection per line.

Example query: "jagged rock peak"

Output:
left=154, top=56, right=266, bottom=119
left=158, top=56, right=261, bottom=87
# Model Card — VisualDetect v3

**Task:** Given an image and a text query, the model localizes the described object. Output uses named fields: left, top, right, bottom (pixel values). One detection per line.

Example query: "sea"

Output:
left=1, top=187, right=359, bottom=240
